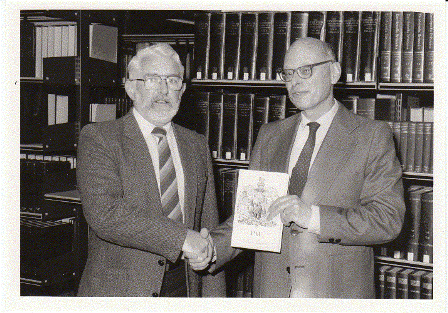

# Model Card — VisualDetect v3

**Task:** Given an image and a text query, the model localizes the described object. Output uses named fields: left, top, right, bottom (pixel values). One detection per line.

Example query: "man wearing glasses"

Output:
left=76, top=43, right=225, bottom=297
left=211, top=37, right=405, bottom=298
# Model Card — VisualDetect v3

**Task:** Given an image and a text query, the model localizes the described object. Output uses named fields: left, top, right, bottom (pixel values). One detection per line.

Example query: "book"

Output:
left=377, top=265, right=391, bottom=298
left=405, top=122, right=417, bottom=172
left=422, top=122, right=433, bottom=173
left=47, top=25, right=55, bottom=58
left=255, top=12, right=274, bottom=80
left=68, top=24, right=77, bottom=56
left=410, top=107, right=424, bottom=122
left=419, top=190, right=433, bottom=263
left=221, top=93, right=238, bottom=160
left=55, top=95, right=69, bottom=124
left=379, top=11, right=393, bottom=82
left=423, top=13, right=434, bottom=83
left=193, top=12, right=210, bottom=79
left=414, top=122, right=424, bottom=172
left=394, top=93, right=403, bottom=121
left=390, top=11, right=404, bottom=83
left=90, top=103, right=117, bottom=122
left=224, top=13, right=241, bottom=80
left=219, top=168, right=238, bottom=223
left=231, top=169, right=290, bottom=252
left=359, top=11, right=380, bottom=82
left=272, top=12, right=290, bottom=81
left=54, top=26, right=62, bottom=57
left=290, top=11, right=309, bottom=43
left=324, top=11, right=343, bottom=62
left=401, top=12, right=415, bottom=83
left=252, top=96, right=270, bottom=144
left=267, top=95, right=286, bottom=122
left=193, top=91, right=209, bottom=138
left=47, top=94, right=56, bottom=126
left=375, top=94, right=396, bottom=121
left=397, top=268, right=414, bottom=299
left=236, top=93, right=254, bottom=161
left=307, top=11, right=326, bottom=40
left=423, top=107, right=434, bottom=122
left=385, top=266, right=402, bottom=299
left=35, top=26, right=43, bottom=78
left=89, top=24, right=118, bottom=63
left=409, top=270, right=426, bottom=299
left=342, top=11, right=361, bottom=82
left=356, top=97, right=375, bottom=120
left=208, top=12, right=226, bottom=80
left=20, top=20, right=36, bottom=77
left=412, top=12, right=426, bottom=83
left=420, top=272, right=433, bottom=299
left=208, top=92, right=224, bottom=158
left=398, top=121, right=409, bottom=170
left=239, top=13, right=258, bottom=81
left=61, top=25, right=69, bottom=56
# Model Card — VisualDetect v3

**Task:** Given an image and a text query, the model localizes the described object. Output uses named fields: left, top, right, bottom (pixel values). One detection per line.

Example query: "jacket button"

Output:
left=286, top=267, right=290, bottom=274
left=158, top=260, right=165, bottom=266
left=329, top=238, right=334, bottom=243
left=335, top=239, right=341, bottom=243
left=152, top=292, right=159, bottom=297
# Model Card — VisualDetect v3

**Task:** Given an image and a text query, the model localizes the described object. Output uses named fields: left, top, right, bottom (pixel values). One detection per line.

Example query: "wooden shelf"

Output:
left=375, top=256, right=432, bottom=271
left=213, top=158, right=250, bottom=168
left=402, top=172, right=433, bottom=182
left=378, top=82, right=434, bottom=91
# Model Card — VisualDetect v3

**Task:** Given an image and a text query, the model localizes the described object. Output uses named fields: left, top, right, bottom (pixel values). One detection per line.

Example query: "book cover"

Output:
left=252, top=96, right=270, bottom=145
left=412, top=12, right=425, bottom=83
left=405, top=122, right=417, bottom=172
left=409, top=270, right=426, bottom=299
left=422, top=122, right=433, bottom=173
left=401, top=12, right=415, bottom=83
left=377, top=265, right=391, bottom=298
left=89, top=23, right=118, bottom=63
left=419, top=190, right=433, bottom=263
left=390, top=11, right=404, bottom=83
left=272, top=12, right=290, bottom=80
left=221, top=93, right=238, bottom=160
left=208, top=12, right=226, bottom=80
left=325, top=11, right=343, bottom=63
left=423, top=13, right=434, bottom=83
left=208, top=92, right=224, bottom=158
left=379, top=11, right=393, bottom=82
left=193, top=12, right=210, bottom=79
left=420, top=272, right=433, bottom=299
left=224, top=13, right=241, bottom=80
left=268, top=95, right=286, bottom=122
left=342, top=11, right=361, bottom=82
left=231, top=169, right=290, bottom=253
left=307, top=11, right=326, bottom=40
left=414, top=122, right=424, bottom=172
left=239, top=13, right=258, bottom=81
left=236, top=93, right=254, bottom=161
left=359, top=11, right=380, bottom=82
left=397, top=268, right=414, bottom=299
left=290, top=11, right=309, bottom=43
left=255, top=12, right=274, bottom=80
left=385, top=266, right=402, bottom=299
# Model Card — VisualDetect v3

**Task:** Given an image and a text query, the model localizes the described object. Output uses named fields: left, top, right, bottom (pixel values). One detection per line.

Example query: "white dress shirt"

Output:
left=288, top=101, right=339, bottom=233
left=133, top=108, right=186, bottom=222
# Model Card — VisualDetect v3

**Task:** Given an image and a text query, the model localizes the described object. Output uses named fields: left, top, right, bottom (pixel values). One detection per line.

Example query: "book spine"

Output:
left=414, top=122, right=424, bottom=172
left=377, top=265, right=391, bottom=298
left=409, top=270, right=425, bottom=299
left=194, top=12, right=211, bottom=79
left=221, top=93, right=238, bottom=160
left=390, top=11, right=404, bottom=83
left=236, top=93, right=254, bottom=161
left=379, top=12, right=393, bottom=82
left=194, top=91, right=209, bottom=138
left=290, top=11, right=309, bottom=43
left=239, top=13, right=258, bottom=80
left=420, top=272, right=433, bottom=299
left=405, top=122, right=416, bottom=172
left=35, top=26, right=43, bottom=78
left=208, top=12, right=226, bottom=80
left=252, top=96, right=270, bottom=145
left=342, top=11, right=361, bottom=82
left=256, top=12, right=274, bottom=80
left=407, top=188, right=423, bottom=261
left=307, top=11, right=326, bottom=40
left=385, top=267, right=401, bottom=299
left=220, top=169, right=238, bottom=223
left=268, top=95, right=286, bottom=122
left=422, top=122, right=433, bottom=173
left=423, top=13, right=434, bottom=83
left=392, top=121, right=401, bottom=154
left=401, top=12, right=415, bottom=83
left=412, top=12, right=425, bottom=83
left=325, top=11, right=344, bottom=63
left=360, top=11, right=379, bottom=82
left=419, top=190, right=433, bottom=263
left=208, top=92, right=224, bottom=158
left=399, top=121, right=409, bottom=170
left=397, top=269, right=413, bottom=299
left=356, top=97, right=375, bottom=120
left=224, top=13, right=241, bottom=80
left=272, top=12, right=290, bottom=81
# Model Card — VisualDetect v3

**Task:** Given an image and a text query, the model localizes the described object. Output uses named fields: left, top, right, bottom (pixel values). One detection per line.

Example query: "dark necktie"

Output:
left=152, top=127, right=182, bottom=223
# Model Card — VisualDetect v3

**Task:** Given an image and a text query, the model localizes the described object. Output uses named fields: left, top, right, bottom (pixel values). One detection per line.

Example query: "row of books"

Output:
left=20, top=20, right=78, bottom=78
left=47, top=94, right=72, bottom=125
left=193, top=11, right=434, bottom=84
left=376, top=186, right=433, bottom=263
left=376, top=265, right=432, bottom=299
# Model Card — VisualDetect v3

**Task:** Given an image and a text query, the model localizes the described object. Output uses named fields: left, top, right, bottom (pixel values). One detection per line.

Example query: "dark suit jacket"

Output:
left=76, top=111, right=225, bottom=297
left=212, top=102, right=405, bottom=298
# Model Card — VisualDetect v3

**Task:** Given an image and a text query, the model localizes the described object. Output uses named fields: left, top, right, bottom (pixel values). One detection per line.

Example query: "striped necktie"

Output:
left=152, top=127, right=182, bottom=223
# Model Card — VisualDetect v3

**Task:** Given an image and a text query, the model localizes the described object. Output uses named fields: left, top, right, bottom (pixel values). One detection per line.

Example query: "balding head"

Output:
left=285, top=37, right=336, bottom=68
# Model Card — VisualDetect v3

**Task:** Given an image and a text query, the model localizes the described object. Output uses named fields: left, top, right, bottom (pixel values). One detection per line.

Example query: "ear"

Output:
left=124, top=80, right=136, bottom=101
left=330, top=61, right=341, bottom=84
left=178, top=82, right=186, bottom=99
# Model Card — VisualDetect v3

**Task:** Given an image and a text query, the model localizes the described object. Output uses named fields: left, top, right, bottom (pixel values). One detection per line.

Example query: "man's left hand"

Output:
left=267, top=195, right=312, bottom=229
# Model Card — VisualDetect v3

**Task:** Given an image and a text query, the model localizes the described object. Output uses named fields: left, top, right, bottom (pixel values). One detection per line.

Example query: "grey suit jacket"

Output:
left=212, top=102, right=405, bottom=298
left=76, top=111, right=225, bottom=297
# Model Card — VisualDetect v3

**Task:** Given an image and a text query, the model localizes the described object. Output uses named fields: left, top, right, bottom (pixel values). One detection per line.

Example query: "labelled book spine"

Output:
left=390, top=11, right=404, bottom=83
left=405, top=122, right=416, bottom=172
left=412, top=12, right=425, bottom=83
left=414, top=122, right=424, bottom=172
left=359, top=11, right=379, bottom=82
left=224, top=13, right=241, bottom=80
left=194, top=12, right=211, bottom=79
left=208, top=12, right=226, bottom=80
left=325, top=11, right=343, bottom=63
left=307, top=11, right=326, bottom=40
left=377, top=265, right=391, bottom=298
left=256, top=12, right=274, bottom=80
left=252, top=96, right=270, bottom=145
left=208, top=92, right=224, bottom=158
left=236, top=93, right=254, bottom=161
left=221, top=93, right=238, bottom=160
left=409, top=270, right=426, bottom=299
left=422, top=122, right=433, bottom=173
left=290, top=11, right=309, bottom=43
left=272, top=12, right=290, bottom=81
left=239, top=13, right=258, bottom=80
left=342, top=11, right=361, bottom=82
left=193, top=91, right=209, bottom=138
left=268, top=95, right=286, bottom=122
left=423, top=13, right=434, bottom=83
left=399, top=121, right=408, bottom=170
left=421, top=272, right=433, bottom=299
left=419, top=190, right=433, bottom=263
left=401, top=12, right=415, bottom=83
left=379, top=11, right=393, bottom=82
left=397, top=268, right=413, bottom=299
left=385, top=267, right=402, bottom=299
left=407, top=187, right=424, bottom=261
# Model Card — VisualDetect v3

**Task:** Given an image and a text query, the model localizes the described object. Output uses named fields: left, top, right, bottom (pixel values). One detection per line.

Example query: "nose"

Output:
left=158, top=78, right=169, bottom=95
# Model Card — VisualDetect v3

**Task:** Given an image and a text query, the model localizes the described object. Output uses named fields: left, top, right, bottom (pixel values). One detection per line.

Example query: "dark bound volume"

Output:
left=390, top=11, right=404, bottom=83
left=219, top=168, right=238, bottom=223
left=385, top=267, right=402, bottom=299
left=21, top=83, right=44, bottom=144
left=224, top=13, right=241, bottom=80
left=221, top=93, right=238, bottom=160
left=193, top=12, right=210, bottom=79
left=412, top=12, right=425, bottom=83
left=377, top=265, right=391, bottom=298
left=419, top=190, right=433, bottom=263
left=379, top=12, right=393, bottom=82
left=422, top=122, right=433, bottom=173
left=208, top=92, right=224, bottom=158
left=401, top=12, right=415, bottom=83
left=290, top=11, right=309, bottom=43
left=193, top=91, right=209, bottom=138
left=399, top=121, right=409, bottom=170
left=375, top=94, right=396, bottom=121
left=414, top=122, right=424, bottom=172
left=356, top=97, right=375, bottom=120
left=239, top=13, right=258, bottom=81
left=268, top=95, right=286, bottom=122
left=252, top=96, right=269, bottom=145
left=397, top=268, right=414, bottom=299
left=43, top=57, right=81, bottom=85
left=423, top=13, right=434, bottom=83
left=21, top=20, right=36, bottom=77
left=208, top=12, right=226, bottom=80
left=307, top=11, right=326, bottom=40
left=406, top=122, right=417, bottom=172
left=421, top=272, right=433, bottom=299
left=236, top=93, right=254, bottom=161
left=359, top=11, right=379, bottom=82
left=407, top=187, right=431, bottom=261
left=325, top=11, right=343, bottom=62
left=256, top=12, right=274, bottom=80
left=409, top=270, right=426, bottom=299
left=272, top=12, right=290, bottom=81
left=342, top=11, right=361, bottom=82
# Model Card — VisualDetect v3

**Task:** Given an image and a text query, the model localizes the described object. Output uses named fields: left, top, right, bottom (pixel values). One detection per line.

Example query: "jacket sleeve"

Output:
left=317, top=122, right=406, bottom=245
left=77, top=124, right=187, bottom=262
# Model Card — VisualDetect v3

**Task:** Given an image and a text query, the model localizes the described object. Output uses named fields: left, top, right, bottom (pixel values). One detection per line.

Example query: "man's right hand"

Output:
left=182, top=229, right=214, bottom=271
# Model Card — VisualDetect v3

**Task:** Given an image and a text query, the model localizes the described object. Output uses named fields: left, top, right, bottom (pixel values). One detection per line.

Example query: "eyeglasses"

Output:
left=278, top=60, right=334, bottom=82
left=129, top=75, right=183, bottom=91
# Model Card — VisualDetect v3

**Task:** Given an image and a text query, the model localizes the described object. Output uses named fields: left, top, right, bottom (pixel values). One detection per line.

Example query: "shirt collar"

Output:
left=133, top=107, right=172, bottom=136
left=299, top=99, right=339, bottom=129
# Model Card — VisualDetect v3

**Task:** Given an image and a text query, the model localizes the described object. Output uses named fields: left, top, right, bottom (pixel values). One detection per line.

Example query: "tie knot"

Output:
left=152, top=127, right=167, bottom=137
left=307, top=122, right=320, bottom=134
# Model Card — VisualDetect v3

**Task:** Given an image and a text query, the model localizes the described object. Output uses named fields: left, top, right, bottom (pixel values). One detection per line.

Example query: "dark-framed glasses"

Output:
left=129, top=75, right=183, bottom=90
left=278, top=60, right=334, bottom=82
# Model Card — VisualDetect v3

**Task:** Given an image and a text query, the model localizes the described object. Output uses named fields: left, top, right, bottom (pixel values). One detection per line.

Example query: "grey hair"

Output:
left=128, top=43, right=185, bottom=78
left=321, top=41, right=337, bottom=62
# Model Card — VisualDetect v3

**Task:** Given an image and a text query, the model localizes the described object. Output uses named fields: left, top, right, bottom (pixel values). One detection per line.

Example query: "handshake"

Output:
left=181, top=228, right=215, bottom=271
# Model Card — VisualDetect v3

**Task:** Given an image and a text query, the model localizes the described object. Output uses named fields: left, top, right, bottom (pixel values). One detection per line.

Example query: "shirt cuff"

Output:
left=307, top=205, right=320, bottom=234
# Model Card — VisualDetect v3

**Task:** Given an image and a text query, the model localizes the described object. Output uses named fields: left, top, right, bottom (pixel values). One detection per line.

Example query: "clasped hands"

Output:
left=267, top=195, right=312, bottom=229
left=182, top=228, right=215, bottom=271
